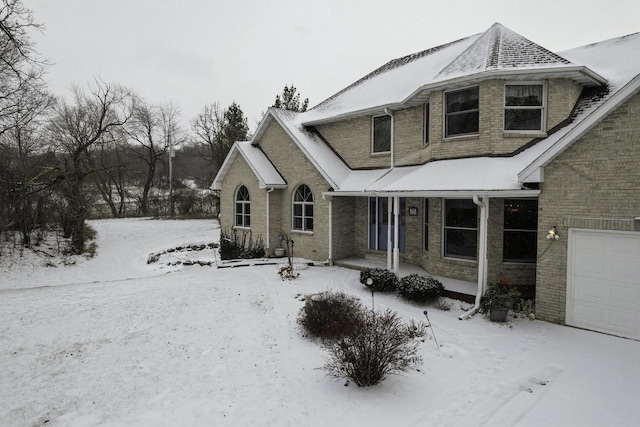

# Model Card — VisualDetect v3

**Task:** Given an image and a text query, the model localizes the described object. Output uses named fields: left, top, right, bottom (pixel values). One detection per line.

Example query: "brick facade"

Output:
left=535, top=91, right=640, bottom=323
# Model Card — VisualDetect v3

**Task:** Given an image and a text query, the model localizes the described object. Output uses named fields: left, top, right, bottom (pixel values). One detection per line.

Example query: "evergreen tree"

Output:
left=273, top=84, right=309, bottom=112
left=223, top=101, right=249, bottom=144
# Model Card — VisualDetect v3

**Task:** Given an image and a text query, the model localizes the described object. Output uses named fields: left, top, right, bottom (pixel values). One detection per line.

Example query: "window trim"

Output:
left=503, top=81, right=547, bottom=134
left=442, top=198, right=478, bottom=261
left=292, top=184, right=314, bottom=233
left=234, top=185, right=251, bottom=229
left=424, top=102, right=430, bottom=145
left=502, top=198, right=538, bottom=263
left=443, top=86, right=480, bottom=139
left=371, top=114, right=392, bottom=155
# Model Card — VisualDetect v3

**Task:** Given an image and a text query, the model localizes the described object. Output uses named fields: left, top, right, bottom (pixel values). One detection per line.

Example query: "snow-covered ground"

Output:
left=1, top=218, right=639, bottom=427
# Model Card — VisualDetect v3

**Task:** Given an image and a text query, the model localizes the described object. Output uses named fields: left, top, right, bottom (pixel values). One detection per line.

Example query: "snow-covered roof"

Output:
left=301, top=23, right=606, bottom=125
left=250, top=108, right=351, bottom=190
left=214, top=26, right=640, bottom=197
left=210, top=141, right=285, bottom=190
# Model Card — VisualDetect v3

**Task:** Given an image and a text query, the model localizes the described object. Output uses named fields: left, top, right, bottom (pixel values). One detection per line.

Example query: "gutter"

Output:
left=459, top=194, right=489, bottom=320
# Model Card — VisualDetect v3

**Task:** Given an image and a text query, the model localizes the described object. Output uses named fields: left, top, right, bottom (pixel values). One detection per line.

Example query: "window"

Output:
left=372, top=115, right=391, bottom=153
left=445, top=87, right=479, bottom=137
left=423, top=198, right=429, bottom=250
left=234, top=185, right=250, bottom=228
left=503, top=199, right=538, bottom=263
left=424, top=103, right=430, bottom=144
left=444, top=199, right=477, bottom=259
left=504, top=83, right=545, bottom=132
left=293, top=184, right=313, bottom=232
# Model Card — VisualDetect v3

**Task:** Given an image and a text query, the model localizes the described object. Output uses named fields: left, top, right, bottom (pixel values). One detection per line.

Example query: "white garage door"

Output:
left=567, top=229, right=640, bottom=340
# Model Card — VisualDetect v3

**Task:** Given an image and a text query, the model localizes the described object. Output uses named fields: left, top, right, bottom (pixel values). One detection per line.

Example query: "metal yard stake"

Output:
left=423, top=310, right=440, bottom=350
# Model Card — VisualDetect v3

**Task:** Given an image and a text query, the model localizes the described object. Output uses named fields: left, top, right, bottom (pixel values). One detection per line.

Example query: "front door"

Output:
left=369, top=197, right=406, bottom=252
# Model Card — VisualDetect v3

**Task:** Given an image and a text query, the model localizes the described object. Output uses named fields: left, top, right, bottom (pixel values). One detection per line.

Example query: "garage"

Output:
left=566, top=229, right=640, bottom=340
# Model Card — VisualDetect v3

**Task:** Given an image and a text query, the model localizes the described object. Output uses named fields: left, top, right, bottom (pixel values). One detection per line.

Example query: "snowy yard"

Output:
left=1, top=218, right=639, bottom=427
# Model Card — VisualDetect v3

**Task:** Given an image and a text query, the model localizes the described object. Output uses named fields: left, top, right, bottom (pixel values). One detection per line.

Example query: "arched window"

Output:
left=292, top=184, right=313, bottom=232
left=235, top=185, right=250, bottom=228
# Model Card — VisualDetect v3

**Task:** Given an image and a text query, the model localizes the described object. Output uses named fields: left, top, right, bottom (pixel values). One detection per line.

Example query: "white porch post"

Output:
left=393, top=196, right=400, bottom=274
left=386, top=197, right=392, bottom=270
left=328, top=197, right=333, bottom=266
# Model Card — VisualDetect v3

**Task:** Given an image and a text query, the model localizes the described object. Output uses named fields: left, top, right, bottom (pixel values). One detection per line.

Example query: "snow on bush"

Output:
left=359, top=268, right=399, bottom=292
left=397, top=274, right=444, bottom=303
left=297, top=291, right=365, bottom=341
left=322, top=309, right=425, bottom=387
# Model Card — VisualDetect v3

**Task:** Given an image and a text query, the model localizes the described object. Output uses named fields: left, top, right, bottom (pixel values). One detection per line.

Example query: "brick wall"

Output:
left=316, top=78, right=582, bottom=168
left=536, top=91, right=640, bottom=324
left=257, top=120, right=336, bottom=261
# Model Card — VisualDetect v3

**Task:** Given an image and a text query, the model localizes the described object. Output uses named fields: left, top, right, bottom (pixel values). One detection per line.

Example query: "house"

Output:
left=212, top=23, right=640, bottom=340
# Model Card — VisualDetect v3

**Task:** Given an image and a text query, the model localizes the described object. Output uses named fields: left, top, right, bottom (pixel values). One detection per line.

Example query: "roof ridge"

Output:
left=310, top=35, right=476, bottom=111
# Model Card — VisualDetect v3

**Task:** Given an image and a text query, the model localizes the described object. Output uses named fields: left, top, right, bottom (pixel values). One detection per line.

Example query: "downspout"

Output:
left=266, top=188, right=274, bottom=252
left=459, top=195, right=489, bottom=320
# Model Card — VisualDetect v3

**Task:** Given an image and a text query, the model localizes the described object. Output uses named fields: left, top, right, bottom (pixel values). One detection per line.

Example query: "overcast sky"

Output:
left=27, top=0, right=640, bottom=133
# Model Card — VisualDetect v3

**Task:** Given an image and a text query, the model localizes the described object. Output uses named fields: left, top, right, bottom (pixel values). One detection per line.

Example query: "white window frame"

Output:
left=442, top=198, right=478, bottom=261
left=443, top=86, right=480, bottom=138
left=371, top=114, right=391, bottom=154
left=234, top=185, right=251, bottom=229
left=424, top=102, right=430, bottom=145
left=503, top=81, right=547, bottom=133
left=292, top=184, right=314, bottom=233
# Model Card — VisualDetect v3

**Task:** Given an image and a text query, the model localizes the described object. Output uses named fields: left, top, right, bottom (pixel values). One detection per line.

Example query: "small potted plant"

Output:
left=480, top=274, right=520, bottom=322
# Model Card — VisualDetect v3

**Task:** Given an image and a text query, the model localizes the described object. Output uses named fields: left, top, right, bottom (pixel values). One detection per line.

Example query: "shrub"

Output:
left=322, top=309, right=425, bottom=387
left=297, top=291, right=365, bottom=341
left=359, top=268, right=399, bottom=292
left=219, top=228, right=265, bottom=260
left=480, top=273, right=520, bottom=312
left=397, top=274, right=444, bottom=303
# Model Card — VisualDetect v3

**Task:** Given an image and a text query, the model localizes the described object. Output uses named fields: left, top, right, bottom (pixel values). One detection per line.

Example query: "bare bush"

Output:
left=322, top=309, right=425, bottom=387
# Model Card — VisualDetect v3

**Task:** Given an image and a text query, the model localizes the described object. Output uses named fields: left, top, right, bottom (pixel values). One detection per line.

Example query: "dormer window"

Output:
left=445, top=86, right=479, bottom=138
left=372, top=115, right=391, bottom=153
left=504, top=83, right=545, bottom=132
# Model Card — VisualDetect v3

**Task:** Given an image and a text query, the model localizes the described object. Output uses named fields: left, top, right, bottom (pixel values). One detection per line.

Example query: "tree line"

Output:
left=0, top=0, right=308, bottom=255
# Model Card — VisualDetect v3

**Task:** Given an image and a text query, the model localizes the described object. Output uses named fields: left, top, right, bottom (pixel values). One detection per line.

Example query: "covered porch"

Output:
left=334, top=254, right=477, bottom=303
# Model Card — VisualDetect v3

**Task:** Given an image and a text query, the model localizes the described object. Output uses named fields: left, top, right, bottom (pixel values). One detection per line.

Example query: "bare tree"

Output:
left=0, top=0, right=48, bottom=136
left=88, top=136, right=133, bottom=218
left=49, top=80, right=133, bottom=254
left=124, top=98, right=172, bottom=216
left=190, top=102, right=225, bottom=172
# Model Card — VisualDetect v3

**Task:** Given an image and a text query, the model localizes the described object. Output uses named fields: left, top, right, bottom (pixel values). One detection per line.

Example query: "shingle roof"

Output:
left=210, top=141, right=285, bottom=190
left=438, top=23, right=571, bottom=78
left=302, top=23, right=603, bottom=125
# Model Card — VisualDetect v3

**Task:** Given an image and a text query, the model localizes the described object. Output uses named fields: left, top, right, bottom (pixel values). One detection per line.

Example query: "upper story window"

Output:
left=503, top=199, right=538, bottom=263
left=293, top=184, right=314, bottom=232
left=443, top=199, right=477, bottom=260
left=445, top=86, right=479, bottom=138
left=372, top=115, right=391, bottom=153
left=234, top=185, right=250, bottom=228
left=504, top=83, right=545, bottom=132
left=424, top=103, right=430, bottom=144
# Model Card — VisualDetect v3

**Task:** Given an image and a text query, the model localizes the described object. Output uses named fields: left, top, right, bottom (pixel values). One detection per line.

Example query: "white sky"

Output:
left=27, top=0, right=640, bottom=133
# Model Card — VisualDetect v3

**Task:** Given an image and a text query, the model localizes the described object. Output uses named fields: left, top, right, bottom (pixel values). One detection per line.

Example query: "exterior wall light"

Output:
left=546, top=226, right=559, bottom=240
